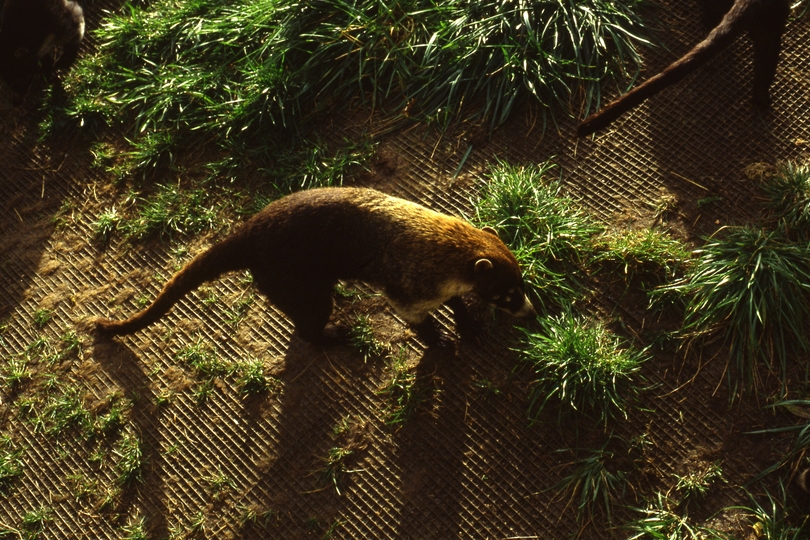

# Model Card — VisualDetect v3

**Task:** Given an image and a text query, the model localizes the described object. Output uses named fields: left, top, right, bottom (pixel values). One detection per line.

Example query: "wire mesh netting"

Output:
left=1, top=0, right=810, bottom=538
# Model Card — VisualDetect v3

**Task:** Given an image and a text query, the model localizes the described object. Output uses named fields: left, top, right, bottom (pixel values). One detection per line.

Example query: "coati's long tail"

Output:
left=95, top=238, right=246, bottom=336
left=577, top=0, right=750, bottom=137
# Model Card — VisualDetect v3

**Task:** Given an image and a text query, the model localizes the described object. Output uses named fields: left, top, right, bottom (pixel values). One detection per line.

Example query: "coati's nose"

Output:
left=514, top=294, right=536, bottom=318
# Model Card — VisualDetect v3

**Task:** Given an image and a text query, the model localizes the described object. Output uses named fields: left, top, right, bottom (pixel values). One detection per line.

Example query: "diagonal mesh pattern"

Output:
left=1, top=1, right=810, bottom=538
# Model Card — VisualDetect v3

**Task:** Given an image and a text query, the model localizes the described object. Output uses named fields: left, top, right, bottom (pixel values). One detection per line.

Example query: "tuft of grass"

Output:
left=91, top=393, right=131, bottom=438
left=175, top=337, right=228, bottom=379
left=93, top=207, right=123, bottom=242
left=65, top=473, right=98, bottom=503
left=55, top=0, right=649, bottom=151
left=747, top=400, right=810, bottom=480
left=379, top=348, right=428, bottom=426
left=623, top=492, right=730, bottom=539
left=727, top=484, right=809, bottom=540
left=203, top=468, right=235, bottom=501
left=117, top=184, right=220, bottom=241
left=40, top=385, right=92, bottom=437
left=0, top=438, right=24, bottom=495
left=349, top=315, right=389, bottom=362
left=120, top=516, right=148, bottom=540
left=114, top=430, right=143, bottom=485
left=557, top=443, right=626, bottom=522
left=761, top=161, right=810, bottom=240
left=673, top=461, right=724, bottom=503
left=592, top=227, right=692, bottom=285
left=473, top=161, right=602, bottom=309
left=32, top=309, right=52, bottom=328
left=223, top=294, right=255, bottom=328
left=2, top=355, right=31, bottom=390
left=319, top=446, right=354, bottom=496
left=237, top=504, right=277, bottom=528
left=516, top=310, right=648, bottom=424
left=235, top=357, right=278, bottom=396
left=21, top=506, right=51, bottom=537
left=658, top=227, right=810, bottom=395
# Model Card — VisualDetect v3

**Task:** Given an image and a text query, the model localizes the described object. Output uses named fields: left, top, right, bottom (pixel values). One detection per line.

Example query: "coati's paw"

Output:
left=412, top=318, right=456, bottom=349
left=320, top=324, right=351, bottom=346
left=752, top=90, right=772, bottom=109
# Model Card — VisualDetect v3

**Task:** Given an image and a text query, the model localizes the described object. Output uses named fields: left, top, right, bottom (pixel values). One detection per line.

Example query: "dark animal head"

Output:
left=471, top=227, right=536, bottom=319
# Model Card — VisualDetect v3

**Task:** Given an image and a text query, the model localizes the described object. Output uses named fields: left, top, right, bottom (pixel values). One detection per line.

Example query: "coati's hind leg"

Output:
left=257, top=279, right=344, bottom=345
left=748, top=11, right=788, bottom=108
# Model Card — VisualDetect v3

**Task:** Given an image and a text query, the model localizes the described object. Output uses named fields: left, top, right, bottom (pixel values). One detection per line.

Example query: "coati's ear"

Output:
left=475, top=259, right=493, bottom=273
left=481, top=226, right=499, bottom=237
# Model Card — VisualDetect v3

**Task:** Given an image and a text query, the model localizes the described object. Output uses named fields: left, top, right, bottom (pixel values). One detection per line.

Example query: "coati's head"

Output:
left=472, top=227, right=536, bottom=319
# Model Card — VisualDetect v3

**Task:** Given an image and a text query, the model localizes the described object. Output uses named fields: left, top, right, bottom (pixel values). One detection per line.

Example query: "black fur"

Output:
left=577, top=0, right=790, bottom=137
left=0, top=0, right=85, bottom=102
left=94, top=187, right=536, bottom=346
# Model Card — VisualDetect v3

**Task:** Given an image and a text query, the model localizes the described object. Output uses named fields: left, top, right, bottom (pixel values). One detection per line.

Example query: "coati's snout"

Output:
left=473, top=258, right=536, bottom=319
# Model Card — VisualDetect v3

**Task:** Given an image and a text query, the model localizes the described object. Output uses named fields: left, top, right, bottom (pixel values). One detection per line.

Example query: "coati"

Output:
left=94, top=187, right=537, bottom=346
left=576, top=0, right=790, bottom=137
left=0, top=0, right=85, bottom=104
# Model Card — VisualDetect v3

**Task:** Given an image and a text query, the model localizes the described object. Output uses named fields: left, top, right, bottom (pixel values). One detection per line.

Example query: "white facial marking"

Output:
left=514, top=294, right=536, bottom=318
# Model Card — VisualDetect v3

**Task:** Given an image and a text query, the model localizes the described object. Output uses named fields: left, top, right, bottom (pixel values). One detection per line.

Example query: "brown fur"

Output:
left=94, top=187, right=535, bottom=346
left=577, top=0, right=790, bottom=137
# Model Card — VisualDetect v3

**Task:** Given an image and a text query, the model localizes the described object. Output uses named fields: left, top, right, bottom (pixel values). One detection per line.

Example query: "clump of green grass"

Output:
left=91, top=393, right=131, bottom=438
left=32, top=308, right=52, bottom=328
left=516, top=310, right=648, bottom=424
left=175, top=337, right=228, bottom=379
left=658, top=227, right=810, bottom=395
left=557, top=444, right=626, bottom=522
left=349, top=315, right=389, bottom=362
left=93, top=207, right=123, bottom=242
left=623, top=492, right=730, bottom=539
left=761, top=161, right=810, bottom=240
left=65, top=473, right=98, bottom=503
left=747, top=400, right=810, bottom=480
left=118, top=184, right=220, bottom=241
left=674, top=461, right=724, bottom=503
left=0, top=437, right=24, bottom=495
left=21, top=506, right=51, bottom=538
left=1, top=355, right=31, bottom=391
left=223, top=294, right=255, bottom=328
left=120, top=516, right=148, bottom=540
left=203, top=468, right=235, bottom=501
left=473, top=161, right=603, bottom=309
left=39, top=385, right=92, bottom=437
left=728, top=485, right=809, bottom=540
left=235, top=357, right=278, bottom=396
left=237, top=504, right=277, bottom=528
left=319, top=446, right=354, bottom=496
left=57, top=0, right=649, bottom=153
left=379, top=348, right=428, bottom=426
left=592, top=227, right=692, bottom=285
left=114, top=430, right=143, bottom=485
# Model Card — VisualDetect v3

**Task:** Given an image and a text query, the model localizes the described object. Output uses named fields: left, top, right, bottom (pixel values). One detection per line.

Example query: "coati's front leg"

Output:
left=445, top=296, right=485, bottom=342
